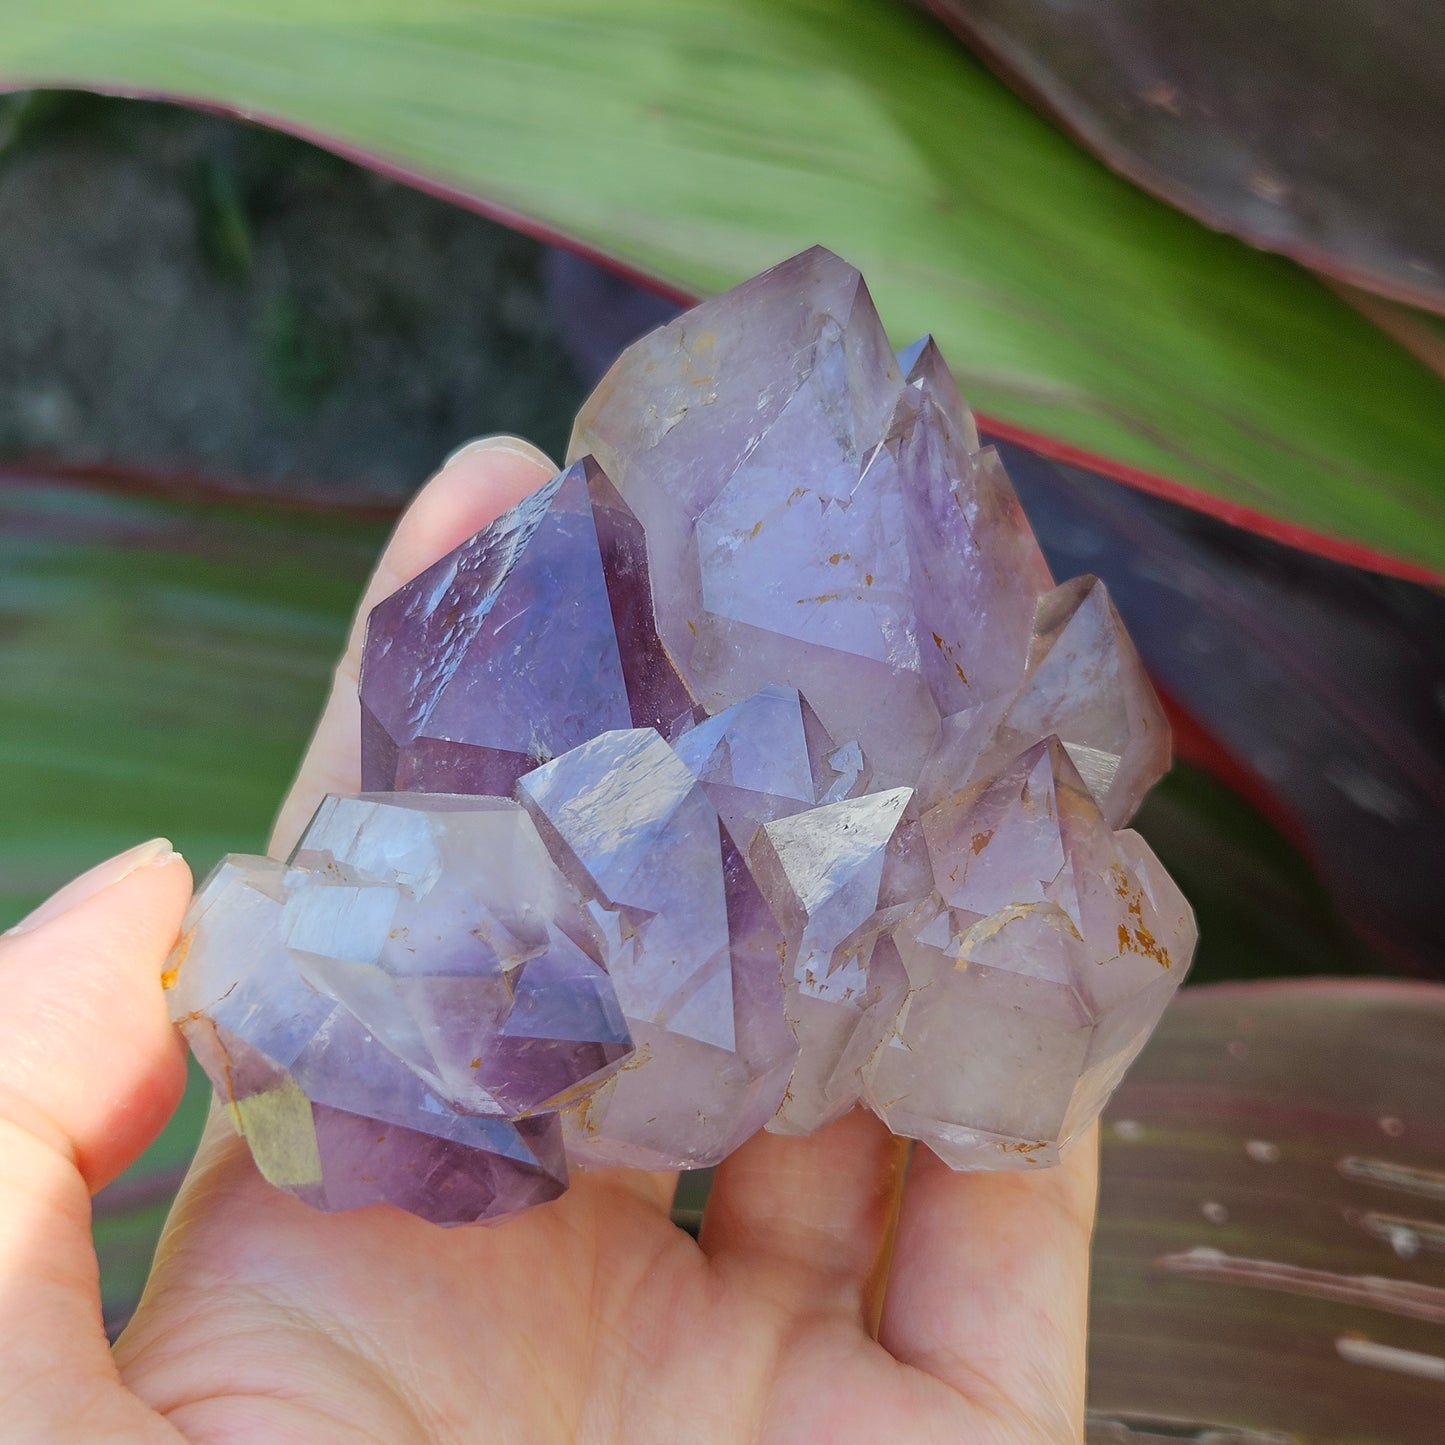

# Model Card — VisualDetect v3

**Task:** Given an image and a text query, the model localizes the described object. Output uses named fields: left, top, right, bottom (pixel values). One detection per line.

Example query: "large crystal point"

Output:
left=866, top=737, right=1195, bottom=1165
left=517, top=729, right=795, bottom=1168
left=571, top=247, right=1051, bottom=789
left=163, top=793, right=635, bottom=1223
left=748, top=787, right=914, bottom=1133
left=361, top=458, right=639, bottom=796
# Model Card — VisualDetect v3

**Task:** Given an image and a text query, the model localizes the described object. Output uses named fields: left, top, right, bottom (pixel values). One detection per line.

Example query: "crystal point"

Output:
left=750, top=787, right=913, bottom=1133
left=518, top=730, right=794, bottom=1169
left=874, top=737, right=1196, bottom=1164
left=360, top=458, right=666, bottom=795
left=672, top=685, right=864, bottom=852
left=1004, top=576, right=1170, bottom=826
left=897, top=334, right=976, bottom=447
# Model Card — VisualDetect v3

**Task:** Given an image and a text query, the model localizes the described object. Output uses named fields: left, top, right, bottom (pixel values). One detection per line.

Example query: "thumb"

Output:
left=0, top=839, right=191, bottom=1424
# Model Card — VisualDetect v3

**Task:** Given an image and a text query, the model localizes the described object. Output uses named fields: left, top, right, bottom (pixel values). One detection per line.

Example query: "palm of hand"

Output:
left=2, top=444, right=1093, bottom=1445
left=116, top=1108, right=1091, bottom=1444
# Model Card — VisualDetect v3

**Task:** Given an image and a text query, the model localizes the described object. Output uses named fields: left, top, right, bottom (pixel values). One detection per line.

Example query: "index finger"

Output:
left=267, top=436, right=557, bottom=857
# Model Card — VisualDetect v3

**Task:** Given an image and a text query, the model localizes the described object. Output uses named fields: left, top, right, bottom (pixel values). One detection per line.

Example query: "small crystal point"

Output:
left=750, top=786, right=913, bottom=1133
left=916, top=576, right=1170, bottom=821
left=518, top=730, right=794, bottom=1169
left=875, top=737, right=1194, bottom=1164
left=923, top=740, right=1069, bottom=916
left=672, top=685, right=864, bottom=852
left=868, top=398, right=1054, bottom=730
left=1001, top=576, right=1170, bottom=826
left=897, top=334, right=977, bottom=448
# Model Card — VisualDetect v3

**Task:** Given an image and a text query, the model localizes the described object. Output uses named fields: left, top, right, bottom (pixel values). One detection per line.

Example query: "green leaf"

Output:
left=1, top=0, right=1442, bottom=578
left=0, top=476, right=388, bottom=1328
left=0, top=480, right=385, bottom=930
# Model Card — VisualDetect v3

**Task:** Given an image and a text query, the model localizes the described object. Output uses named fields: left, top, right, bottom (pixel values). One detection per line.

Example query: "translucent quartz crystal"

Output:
left=748, top=788, right=913, bottom=1134
left=897, top=333, right=976, bottom=448
left=916, top=574, right=1169, bottom=825
left=866, top=739, right=1194, bottom=1166
left=518, top=728, right=795, bottom=1168
left=172, top=247, right=1194, bottom=1224
left=1001, top=577, right=1170, bottom=828
left=672, top=684, right=868, bottom=853
left=360, top=459, right=638, bottom=796
left=166, top=795, right=627, bottom=1223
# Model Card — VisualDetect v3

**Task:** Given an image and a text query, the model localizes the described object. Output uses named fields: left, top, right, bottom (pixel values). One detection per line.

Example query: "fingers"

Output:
left=268, top=436, right=558, bottom=856
left=700, top=1108, right=910, bottom=1328
left=0, top=841, right=192, bottom=1416
left=878, top=1128, right=1098, bottom=1437
left=1, top=840, right=193, bottom=1188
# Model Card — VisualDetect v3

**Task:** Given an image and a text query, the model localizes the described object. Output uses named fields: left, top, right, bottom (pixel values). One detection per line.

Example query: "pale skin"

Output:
left=0, top=439, right=1097, bottom=1444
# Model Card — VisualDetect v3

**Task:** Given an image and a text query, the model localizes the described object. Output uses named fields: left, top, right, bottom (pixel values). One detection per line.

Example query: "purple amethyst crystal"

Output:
left=360, top=458, right=636, bottom=795
left=170, top=247, right=1193, bottom=1224
left=166, top=795, right=625, bottom=1223
left=748, top=788, right=914, bottom=1134
left=672, top=685, right=868, bottom=851
left=517, top=729, right=796, bottom=1169
left=570, top=246, right=1054, bottom=789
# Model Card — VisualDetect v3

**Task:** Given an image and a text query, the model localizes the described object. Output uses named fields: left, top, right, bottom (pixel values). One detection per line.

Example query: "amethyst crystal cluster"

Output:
left=167, top=248, right=1194, bottom=1224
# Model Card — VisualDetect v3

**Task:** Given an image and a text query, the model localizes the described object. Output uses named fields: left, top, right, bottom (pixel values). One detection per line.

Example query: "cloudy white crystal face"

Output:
left=865, top=739, right=1195, bottom=1167
left=169, top=246, right=1193, bottom=1224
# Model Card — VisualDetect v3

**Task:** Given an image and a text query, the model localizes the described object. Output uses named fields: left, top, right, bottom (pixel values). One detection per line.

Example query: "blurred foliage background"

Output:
left=0, top=3, right=1441, bottom=1435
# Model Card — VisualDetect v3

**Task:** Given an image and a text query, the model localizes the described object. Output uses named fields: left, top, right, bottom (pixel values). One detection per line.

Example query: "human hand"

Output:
left=0, top=439, right=1096, bottom=1444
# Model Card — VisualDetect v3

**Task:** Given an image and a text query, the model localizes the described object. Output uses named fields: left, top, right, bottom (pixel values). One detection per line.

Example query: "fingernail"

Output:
left=441, top=434, right=557, bottom=474
left=4, top=838, right=182, bottom=938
